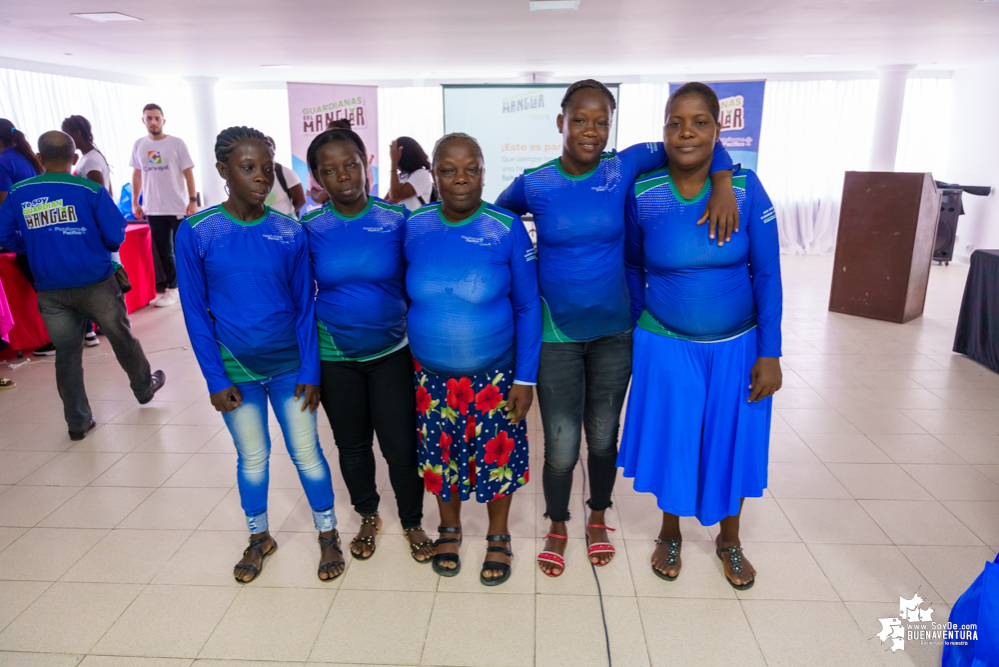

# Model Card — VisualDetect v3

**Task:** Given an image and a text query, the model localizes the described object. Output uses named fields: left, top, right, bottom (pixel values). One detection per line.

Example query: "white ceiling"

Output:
left=2, top=0, right=998, bottom=83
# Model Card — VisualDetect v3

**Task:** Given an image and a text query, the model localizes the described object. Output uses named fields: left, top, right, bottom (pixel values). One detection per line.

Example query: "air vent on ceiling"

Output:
left=530, top=1, right=581, bottom=10
left=72, top=12, right=141, bottom=22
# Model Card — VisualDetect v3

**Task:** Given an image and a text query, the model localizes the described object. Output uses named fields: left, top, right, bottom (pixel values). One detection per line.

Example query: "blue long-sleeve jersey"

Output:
left=0, top=173, right=125, bottom=291
left=176, top=205, right=320, bottom=394
left=301, top=197, right=409, bottom=361
left=404, top=201, right=542, bottom=383
left=625, top=168, right=782, bottom=358
left=495, top=141, right=733, bottom=343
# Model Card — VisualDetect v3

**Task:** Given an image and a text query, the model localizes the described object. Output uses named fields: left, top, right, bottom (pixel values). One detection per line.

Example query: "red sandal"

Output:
left=586, top=524, right=616, bottom=564
left=537, top=533, right=567, bottom=577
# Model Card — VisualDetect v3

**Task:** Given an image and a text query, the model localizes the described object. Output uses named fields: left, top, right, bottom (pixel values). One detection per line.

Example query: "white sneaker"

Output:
left=154, top=288, right=180, bottom=308
left=84, top=331, right=100, bottom=347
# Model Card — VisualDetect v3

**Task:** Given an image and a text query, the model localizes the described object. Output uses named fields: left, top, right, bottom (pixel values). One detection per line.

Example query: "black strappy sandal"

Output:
left=233, top=535, right=277, bottom=584
left=404, top=526, right=434, bottom=564
left=350, top=512, right=380, bottom=560
left=432, top=526, right=462, bottom=577
left=652, top=538, right=681, bottom=582
left=480, top=534, right=513, bottom=587
left=716, top=543, right=754, bottom=590
left=318, top=530, right=346, bottom=581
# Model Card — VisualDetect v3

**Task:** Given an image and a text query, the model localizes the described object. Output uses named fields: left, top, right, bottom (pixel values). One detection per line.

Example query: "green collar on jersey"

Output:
left=218, top=204, right=270, bottom=227
left=326, top=195, right=374, bottom=221
left=436, top=199, right=487, bottom=227
left=553, top=152, right=615, bottom=182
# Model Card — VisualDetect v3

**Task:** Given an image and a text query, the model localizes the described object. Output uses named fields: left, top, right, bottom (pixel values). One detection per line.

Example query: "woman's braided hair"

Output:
left=214, top=126, right=274, bottom=165
left=561, top=79, right=616, bottom=112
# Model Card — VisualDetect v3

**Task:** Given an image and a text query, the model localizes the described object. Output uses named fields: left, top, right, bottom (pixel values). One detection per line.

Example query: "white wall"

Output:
left=946, top=67, right=999, bottom=262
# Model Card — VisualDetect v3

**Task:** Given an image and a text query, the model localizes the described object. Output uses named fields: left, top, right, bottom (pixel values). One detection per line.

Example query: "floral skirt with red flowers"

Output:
left=415, top=363, right=530, bottom=503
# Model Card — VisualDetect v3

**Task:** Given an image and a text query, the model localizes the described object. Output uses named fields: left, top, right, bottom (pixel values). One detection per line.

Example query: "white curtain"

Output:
left=0, top=67, right=195, bottom=202
left=895, top=77, right=952, bottom=176
left=376, top=87, right=444, bottom=198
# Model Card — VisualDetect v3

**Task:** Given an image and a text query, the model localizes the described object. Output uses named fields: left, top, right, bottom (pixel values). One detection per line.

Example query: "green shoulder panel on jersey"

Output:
left=524, top=158, right=558, bottom=176
left=269, top=207, right=300, bottom=224
left=300, top=207, right=325, bottom=224
left=372, top=200, right=405, bottom=215
left=411, top=201, right=441, bottom=217
left=634, top=168, right=671, bottom=198
left=732, top=174, right=748, bottom=192
left=11, top=172, right=101, bottom=193
left=482, top=205, right=514, bottom=229
left=185, top=207, right=217, bottom=228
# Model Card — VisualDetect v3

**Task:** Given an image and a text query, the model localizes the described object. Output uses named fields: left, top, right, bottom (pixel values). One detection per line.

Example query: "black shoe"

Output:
left=69, top=418, right=97, bottom=441
left=137, top=370, right=166, bottom=405
left=33, top=342, right=56, bottom=356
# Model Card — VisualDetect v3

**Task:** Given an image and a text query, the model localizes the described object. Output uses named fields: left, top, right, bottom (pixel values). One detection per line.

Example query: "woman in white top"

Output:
left=385, top=136, right=435, bottom=211
left=62, top=115, right=111, bottom=193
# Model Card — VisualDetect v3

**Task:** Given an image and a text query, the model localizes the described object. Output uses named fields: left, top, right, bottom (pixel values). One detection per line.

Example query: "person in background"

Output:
left=302, top=127, right=433, bottom=563
left=62, top=114, right=112, bottom=348
left=0, top=118, right=56, bottom=357
left=495, top=79, right=739, bottom=578
left=406, top=133, right=541, bottom=586
left=385, top=136, right=435, bottom=211
left=0, top=131, right=165, bottom=439
left=130, top=103, right=196, bottom=308
left=176, top=125, right=342, bottom=584
left=620, top=83, right=782, bottom=589
left=266, top=161, right=306, bottom=218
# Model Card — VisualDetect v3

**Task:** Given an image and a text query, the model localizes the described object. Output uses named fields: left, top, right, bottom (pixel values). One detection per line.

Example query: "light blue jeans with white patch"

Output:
left=221, top=370, right=336, bottom=534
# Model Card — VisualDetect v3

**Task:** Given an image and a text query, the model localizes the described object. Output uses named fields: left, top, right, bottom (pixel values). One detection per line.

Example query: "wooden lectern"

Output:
left=829, top=172, right=941, bottom=323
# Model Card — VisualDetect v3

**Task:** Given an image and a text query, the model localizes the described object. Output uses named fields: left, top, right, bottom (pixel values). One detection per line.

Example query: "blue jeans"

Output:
left=537, top=330, right=632, bottom=522
left=222, top=370, right=336, bottom=534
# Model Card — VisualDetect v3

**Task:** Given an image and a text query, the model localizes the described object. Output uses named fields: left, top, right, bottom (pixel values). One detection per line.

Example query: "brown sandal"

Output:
left=318, top=530, right=345, bottom=581
left=404, top=526, right=434, bottom=564
left=233, top=536, right=277, bottom=584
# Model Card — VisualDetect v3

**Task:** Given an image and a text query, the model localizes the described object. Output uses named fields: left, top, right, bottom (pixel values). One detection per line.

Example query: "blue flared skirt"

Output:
left=618, top=326, right=772, bottom=526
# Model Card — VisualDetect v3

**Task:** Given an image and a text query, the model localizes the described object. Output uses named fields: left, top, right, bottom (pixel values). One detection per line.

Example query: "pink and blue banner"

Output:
left=287, top=82, right=379, bottom=214
left=670, top=80, right=765, bottom=172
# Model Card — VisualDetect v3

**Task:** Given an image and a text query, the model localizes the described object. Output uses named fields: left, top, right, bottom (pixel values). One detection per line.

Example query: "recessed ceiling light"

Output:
left=528, top=60, right=556, bottom=65
left=72, top=12, right=141, bottom=22
left=261, top=64, right=292, bottom=69
left=530, top=1, right=580, bottom=11
left=804, top=53, right=834, bottom=58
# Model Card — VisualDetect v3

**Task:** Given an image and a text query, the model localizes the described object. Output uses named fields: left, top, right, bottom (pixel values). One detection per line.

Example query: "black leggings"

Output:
left=147, top=215, right=182, bottom=290
left=319, top=346, right=424, bottom=529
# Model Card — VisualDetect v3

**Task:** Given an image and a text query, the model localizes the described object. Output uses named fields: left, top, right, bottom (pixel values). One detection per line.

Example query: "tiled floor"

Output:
left=1, top=255, right=997, bottom=667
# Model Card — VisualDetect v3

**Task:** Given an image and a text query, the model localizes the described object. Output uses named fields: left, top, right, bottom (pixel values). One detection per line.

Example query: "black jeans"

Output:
left=319, top=346, right=423, bottom=529
left=537, top=330, right=633, bottom=522
left=147, top=215, right=182, bottom=290
left=37, top=276, right=154, bottom=431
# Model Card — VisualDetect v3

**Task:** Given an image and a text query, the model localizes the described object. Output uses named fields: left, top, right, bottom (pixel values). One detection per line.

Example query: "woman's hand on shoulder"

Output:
left=295, top=383, right=321, bottom=413
left=210, top=386, right=242, bottom=412
left=748, top=357, right=782, bottom=402
left=505, top=384, right=534, bottom=425
left=701, top=171, right=740, bottom=246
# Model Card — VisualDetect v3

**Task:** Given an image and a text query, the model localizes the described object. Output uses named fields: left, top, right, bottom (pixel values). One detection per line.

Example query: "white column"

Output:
left=185, top=76, right=223, bottom=208
left=869, top=65, right=915, bottom=172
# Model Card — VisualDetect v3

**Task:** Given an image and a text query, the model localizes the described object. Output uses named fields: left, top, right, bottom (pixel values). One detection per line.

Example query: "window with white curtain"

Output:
left=0, top=67, right=196, bottom=202
left=895, top=77, right=952, bottom=176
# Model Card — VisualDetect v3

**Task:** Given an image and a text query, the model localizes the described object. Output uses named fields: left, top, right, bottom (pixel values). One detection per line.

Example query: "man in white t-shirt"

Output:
left=129, top=103, right=196, bottom=308
left=266, top=163, right=306, bottom=218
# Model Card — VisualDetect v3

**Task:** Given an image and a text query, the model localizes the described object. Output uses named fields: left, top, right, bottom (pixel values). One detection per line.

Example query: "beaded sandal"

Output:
left=432, top=526, right=462, bottom=577
left=350, top=512, right=380, bottom=560
left=716, top=543, right=754, bottom=590
left=652, top=538, right=681, bottom=582
left=317, top=530, right=345, bottom=581
left=537, top=532, right=567, bottom=577
left=480, top=534, right=513, bottom=587
left=233, top=535, right=277, bottom=584
left=586, top=523, right=617, bottom=564
left=404, top=526, right=434, bottom=564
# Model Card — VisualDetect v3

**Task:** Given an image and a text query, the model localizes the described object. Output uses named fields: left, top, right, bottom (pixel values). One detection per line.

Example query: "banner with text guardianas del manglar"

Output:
left=287, top=82, right=378, bottom=214
left=669, top=80, right=765, bottom=172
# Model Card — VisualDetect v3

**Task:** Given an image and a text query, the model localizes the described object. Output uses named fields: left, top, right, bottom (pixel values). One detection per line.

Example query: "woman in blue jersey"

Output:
left=406, top=133, right=541, bottom=586
left=176, top=126, right=343, bottom=584
left=496, top=80, right=740, bottom=577
left=620, top=83, right=783, bottom=590
left=302, top=127, right=434, bottom=563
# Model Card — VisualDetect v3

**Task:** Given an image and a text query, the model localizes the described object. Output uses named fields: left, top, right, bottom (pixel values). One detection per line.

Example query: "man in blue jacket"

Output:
left=0, top=131, right=165, bottom=439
